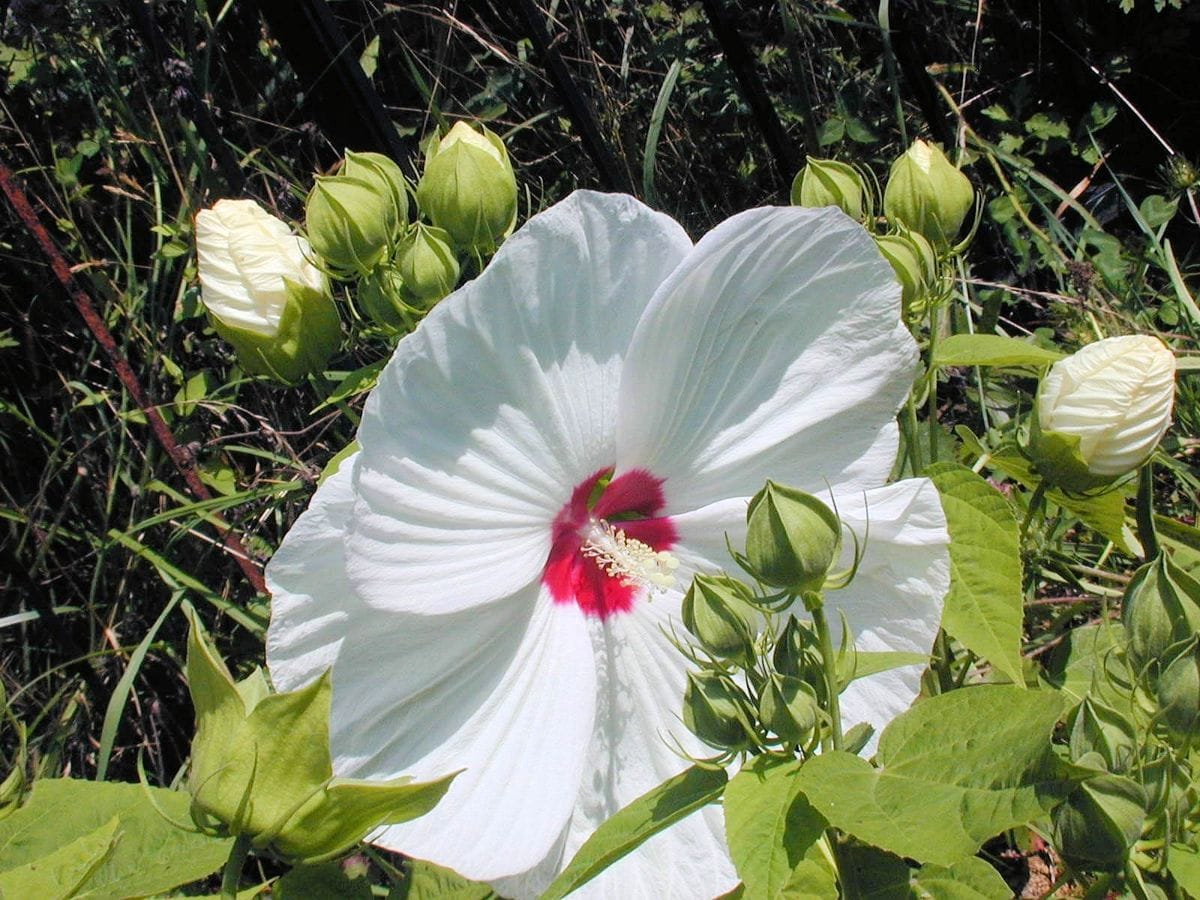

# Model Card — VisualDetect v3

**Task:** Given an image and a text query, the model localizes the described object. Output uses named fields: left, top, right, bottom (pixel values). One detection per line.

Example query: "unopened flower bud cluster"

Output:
left=678, top=481, right=865, bottom=762
left=196, top=122, right=519, bottom=381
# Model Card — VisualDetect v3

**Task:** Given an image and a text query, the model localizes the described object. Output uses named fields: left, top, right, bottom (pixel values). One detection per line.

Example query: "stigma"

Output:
left=581, top=517, right=680, bottom=593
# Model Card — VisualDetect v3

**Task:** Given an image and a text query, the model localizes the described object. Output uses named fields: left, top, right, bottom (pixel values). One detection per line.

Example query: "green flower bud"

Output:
left=883, top=140, right=974, bottom=246
left=1157, top=640, right=1200, bottom=741
left=306, top=174, right=397, bottom=275
left=396, top=223, right=461, bottom=305
left=416, top=121, right=517, bottom=252
left=357, top=266, right=409, bottom=331
left=681, top=573, right=759, bottom=661
left=341, top=150, right=409, bottom=230
left=682, top=671, right=757, bottom=751
left=791, top=158, right=867, bottom=221
left=196, top=199, right=341, bottom=383
left=875, top=231, right=937, bottom=321
left=1122, top=553, right=1200, bottom=678
left=758, top=672, right=819, bottom=745
left=183, top=605, right=455, bottom=864
left=746, top=482, right=842, bottom=595
left=1067, top=698, right=1137, bottom=774
left=1051, top=774, right=1147, bottom=869
left=771, top=615, right=821, bottom=683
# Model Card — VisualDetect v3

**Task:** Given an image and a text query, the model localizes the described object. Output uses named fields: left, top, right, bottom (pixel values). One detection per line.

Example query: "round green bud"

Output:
left=883, top=140, right=975, bottom=246
left=771, top=615, right=821, bottom=683
left=342, top=150, right=410, bottom=232
left=396, top=223, right=461, bottom=305
left=681, top=573, right=759, bottom=662
left=875, top=230, right=936, bottom=321
left=358, top=266, right=409, bottom=331
left=306, top=174, right=397, bottom=275
left=1122, top=554, right=1200, bottom=678
left=791, top=158, right=867, bottom=221
left=745, top=482, right=842, bottom=595
left=416, top=121, right=517, bottom=252
left=758, top=672, right=818, bottom=745
left=682, top=671, right=757, bottom=751
left=1157, top=641, right=1200, bottom=740
left=1051, top=774, right=1147, bottom=869
left=1066, top=697, right=1137, bottom=774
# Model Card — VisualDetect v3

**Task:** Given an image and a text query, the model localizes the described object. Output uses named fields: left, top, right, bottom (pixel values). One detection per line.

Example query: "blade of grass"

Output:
left=642, top=59, right=682, bottom=206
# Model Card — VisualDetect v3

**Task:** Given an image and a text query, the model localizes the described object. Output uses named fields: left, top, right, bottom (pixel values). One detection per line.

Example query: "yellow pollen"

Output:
left=580, top=518, right=680, bottom=593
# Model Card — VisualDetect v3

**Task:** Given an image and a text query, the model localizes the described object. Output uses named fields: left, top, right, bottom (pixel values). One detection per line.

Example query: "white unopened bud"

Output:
left=1036, top=335, right=1176, bottom=477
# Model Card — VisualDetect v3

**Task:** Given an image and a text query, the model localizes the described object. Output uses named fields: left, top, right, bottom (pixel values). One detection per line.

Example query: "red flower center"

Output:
left=542, top=468, right=678, bottom=619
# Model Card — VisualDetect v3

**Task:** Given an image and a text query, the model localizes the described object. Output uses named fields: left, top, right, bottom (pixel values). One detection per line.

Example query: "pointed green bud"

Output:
left=875, top=231, right=936, bottom=321
left=341, top=150, right=409, bottom=231
left=1157, top=640, right=1200, bottom=741
left=772, top=615, right=822, bottom=683
left=883, top=140, right=974, bottom=246
left=682, top=671, right=757, bottom=751
left=196, top=199, right=341, bottom=383
left=183, top=605, right=455, bottom=863
left=306, top=175, right=397, bottom=275
left=758, top=672, right=819, bottom=745
left=791, top=158, right=867, bottom=221
left=681, top=573, right=759, bottom=662
left=396, top=224, right=461, bottom=305
left=1067, top=698, right=1137, bottom=774
left=1051, top=774, right=1147, bottom=869
left=745, top=482, right=841, bottom=594
left=358, top=266, right=411, bottom=331
left=416, top=121, right=517, bottom=253
left=1122, top=553, right=1200, bottom=677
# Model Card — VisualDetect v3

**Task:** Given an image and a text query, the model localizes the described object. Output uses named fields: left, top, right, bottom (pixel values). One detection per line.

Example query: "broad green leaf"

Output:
left=781, top=856, right=837, bottom=899
left=794, top=686, right=1068, bottom=865
left=0, top=779, right=232, bottom=898
left=724, top=755, right=826, bottom=900
left=838, top=840, right=910, bottom=900
left=932, top=334, right=1062, bottom=368
left=925, top=463, right=1024, bottom=684
left=0, top=814, right=117, bottom=899
left=540, top=765, right=727, bottom=900
left=845, top=651, right=930, bottom=683
left=390, top=859, right=496, bottom=900
left=1168, top=843, right=1200, bottom=896
left=911, top=858, right=1011, bottom=899
left=275, top=861, right=373, bottom=899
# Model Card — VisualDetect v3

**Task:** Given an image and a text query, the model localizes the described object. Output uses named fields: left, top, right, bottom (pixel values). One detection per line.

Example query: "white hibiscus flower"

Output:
left=265, top=191, right=951, bottom=898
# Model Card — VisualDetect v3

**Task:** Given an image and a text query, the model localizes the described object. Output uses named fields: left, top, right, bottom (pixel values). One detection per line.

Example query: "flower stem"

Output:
left=220, top=834, right=252, bottom=899
left=1019, top=481, right=1047, bottom=545
left=808, top=598, right=843, bottom=753
left=1135, top=462, right=1159, bottom=563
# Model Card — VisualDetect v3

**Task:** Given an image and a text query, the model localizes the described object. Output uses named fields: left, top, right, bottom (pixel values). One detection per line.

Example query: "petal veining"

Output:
left=616, top=205, right=914, bottom=513
left=349, top=191, right=691, bottom=614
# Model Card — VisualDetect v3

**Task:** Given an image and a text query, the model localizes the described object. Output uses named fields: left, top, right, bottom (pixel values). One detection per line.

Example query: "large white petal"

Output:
left=670, top=478, right=950, bottom=750
left=349, top=191, right=692, bottom=614
left=495, top=594, right=738, bottom=899
left=616, top=206, right=914, bottom=514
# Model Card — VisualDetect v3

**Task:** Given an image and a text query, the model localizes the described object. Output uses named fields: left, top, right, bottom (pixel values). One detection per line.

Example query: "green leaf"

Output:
left=390, top=859, right=496, bottom=900
left=0, top=779, right=232, bottom=898
left=837, top=840, right=911, bottom=900
left=845, top=652, right=930, bottom=683
left=0, top=815, right=118, bottom=899
left=925, top=463, right=1025, bottom=684
left=724, top=756, right=826, bottom=900
left=932, top=334, right=1063, bottom=368
left=312, top=359, right=387, bottom=413
left=781, top=855, right=838, bottom=899
left=275, top=862, right=374, bottom=899
left=1041, top=622, right=1133, bottom=713
left=911, top=858, right=1012, bottom=899
left=541, top=765, right=727, bottom=900
left=1167, top=843, right=1200, bottom=896
left=794, top=686, right=1068, bottom=865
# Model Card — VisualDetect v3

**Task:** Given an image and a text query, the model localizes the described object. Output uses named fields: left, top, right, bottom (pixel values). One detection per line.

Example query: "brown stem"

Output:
left=0, top=157, right=268, bottom=596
